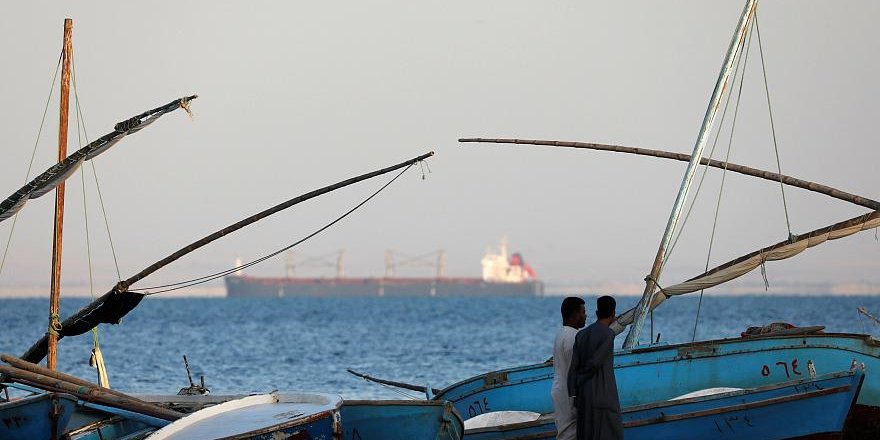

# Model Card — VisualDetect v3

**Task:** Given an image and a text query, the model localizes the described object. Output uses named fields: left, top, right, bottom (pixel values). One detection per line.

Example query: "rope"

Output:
left=72, top=60, right=105, bottom=357
left=47, top=313, right=62, bottom=336
left=692, top=19, right=755, bottom=342
left=759, top=255, right=770, bottom=290
left=71, top=58, right=122, bottom=281
left=663, top=17, right=752, bottom=268
left=372, top=379, right=421, bottom=400
left=131, top=163, right=416, bottom=294
left=0, top=53, right=63, bottom=278
left=755, top=11, right=793, bottom=238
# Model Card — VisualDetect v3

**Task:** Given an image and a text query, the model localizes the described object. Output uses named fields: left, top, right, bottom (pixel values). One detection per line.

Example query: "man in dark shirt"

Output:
left=567, top=296, right=623, bottom=440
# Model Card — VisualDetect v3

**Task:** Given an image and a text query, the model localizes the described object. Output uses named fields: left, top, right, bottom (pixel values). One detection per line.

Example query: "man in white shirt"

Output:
left=552, top=296, right=587, bottom=440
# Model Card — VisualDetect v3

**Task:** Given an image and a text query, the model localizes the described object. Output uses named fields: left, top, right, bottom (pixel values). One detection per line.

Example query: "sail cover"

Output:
left=611, top=210, right=880, bottom=334
left=20, top=288, right=144, bottom=363
left=0, top=95, right=197, bottom=222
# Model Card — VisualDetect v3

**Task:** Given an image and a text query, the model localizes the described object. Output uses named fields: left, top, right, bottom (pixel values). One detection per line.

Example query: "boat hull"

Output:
left=145, top=392, right=342, bottom=440
left=462, top=370, right=863, bottom=440
left=0, top=393, right=77, bottom=440
left=431, top=333, right=880, bottom=436
left=224, top=275, right=544, bottom=297
left=340, top=400, right=464, bottom=440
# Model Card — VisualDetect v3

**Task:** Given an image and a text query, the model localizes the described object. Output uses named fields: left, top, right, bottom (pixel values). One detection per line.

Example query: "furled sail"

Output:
left=610, top=210, right=880, bottom=334
left=0, top=95, right=198, bottom=222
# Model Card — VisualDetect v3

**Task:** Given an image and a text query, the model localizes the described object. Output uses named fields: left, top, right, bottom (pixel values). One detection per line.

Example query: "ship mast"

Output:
left=623, top=0, right=758, bottom=349
left=48, top=18, right=73, bottom=370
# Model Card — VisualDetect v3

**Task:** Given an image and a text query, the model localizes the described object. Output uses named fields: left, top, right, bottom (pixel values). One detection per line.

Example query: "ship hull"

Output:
left=224, top=275, right=544, bottom=297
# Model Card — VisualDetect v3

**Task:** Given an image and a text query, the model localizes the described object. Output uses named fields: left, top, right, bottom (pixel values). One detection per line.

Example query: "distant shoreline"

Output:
left=2, top=282, right=879, bottom=298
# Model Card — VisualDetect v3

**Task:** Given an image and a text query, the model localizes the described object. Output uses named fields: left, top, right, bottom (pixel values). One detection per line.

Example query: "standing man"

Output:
left=552, top=297, right=587, bottom=440
left=568, top=296, right=623, bottom=440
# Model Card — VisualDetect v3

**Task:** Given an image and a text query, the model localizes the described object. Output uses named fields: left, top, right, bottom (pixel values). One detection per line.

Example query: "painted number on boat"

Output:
left=468, top=397, right=491, bottom=417
left=714, top=415, right=754, bottom=433
left=761, top=359, right=802, bottom=378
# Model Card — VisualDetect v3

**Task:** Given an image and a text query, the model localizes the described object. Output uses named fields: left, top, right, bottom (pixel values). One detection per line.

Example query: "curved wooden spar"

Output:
left=18, top=151, right=434, bottom=364
left=459, top=138, right=880, bottom=211
left=347, top=369, right=441, bottom=395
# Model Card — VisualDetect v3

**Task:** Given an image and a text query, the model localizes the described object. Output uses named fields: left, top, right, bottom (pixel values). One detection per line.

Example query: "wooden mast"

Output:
left=623, top=1, right=758, bottom=349
left=48, top=18, right=73, bottom=370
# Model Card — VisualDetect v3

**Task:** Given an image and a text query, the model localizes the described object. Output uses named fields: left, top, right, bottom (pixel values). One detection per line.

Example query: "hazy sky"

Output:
left=1, top=1, right=878, bottom=295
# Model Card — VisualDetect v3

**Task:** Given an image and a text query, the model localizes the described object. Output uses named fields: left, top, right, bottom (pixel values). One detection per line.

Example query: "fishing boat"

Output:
left=408, top=331, right=878, bottom=420
left=145, top=392, right=343, bottom=440
left=462, top=370, right=864, bottom=440
left=0, top=392, right=78, bottom=440
left=368, top=0, right=880, bottom=437
left=225, top=238, right=544, bottom=297
left=0, top=354, right=180, bottom=440
left=339, top=400, right=463, bottom=440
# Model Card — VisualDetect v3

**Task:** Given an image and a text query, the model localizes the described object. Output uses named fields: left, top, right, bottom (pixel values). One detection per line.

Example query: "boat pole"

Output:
left=458, top=138, right=880, bottom=211
left=623, top=0, right=757, bottom=349
left=48, top=18, right=73, bottom=370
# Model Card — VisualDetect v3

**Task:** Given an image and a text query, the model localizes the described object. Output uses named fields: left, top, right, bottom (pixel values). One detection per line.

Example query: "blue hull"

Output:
left=0, top=393, right=77, bottom=440
left=340, top=400, right=464, bottom=440
left=463, top=370, right=863, bottom=440
left=434, top=333, right=880, bottom=417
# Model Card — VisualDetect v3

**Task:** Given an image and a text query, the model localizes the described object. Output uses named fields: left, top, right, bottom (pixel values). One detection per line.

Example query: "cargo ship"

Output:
left=224, top=239, right=544, bottom=297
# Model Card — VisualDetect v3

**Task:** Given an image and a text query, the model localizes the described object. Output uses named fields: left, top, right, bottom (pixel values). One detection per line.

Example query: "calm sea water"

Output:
left=2, top=295, right=879, bottom=399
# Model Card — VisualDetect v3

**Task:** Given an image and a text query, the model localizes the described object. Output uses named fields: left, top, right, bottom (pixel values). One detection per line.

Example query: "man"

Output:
left=552, top=297, right=586, bottom=440
left=568, top=295, right=623, bottom=440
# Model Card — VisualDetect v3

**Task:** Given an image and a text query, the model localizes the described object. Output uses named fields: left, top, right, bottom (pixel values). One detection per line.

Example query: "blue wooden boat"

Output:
left=145, top=392, right=342, bottom=440
left=139, top=394, right=465, bottom=440
left=462, top=369, right=863, bottom=440
left=0, top=388, right=165, bottom=440
left=340, top=400, right=463, bottom=440
left=427, top=332, right=879, bottom=435
left=0, top=392, right=77, bottom=440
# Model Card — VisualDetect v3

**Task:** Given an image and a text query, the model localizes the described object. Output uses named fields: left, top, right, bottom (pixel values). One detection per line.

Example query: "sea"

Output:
left=2, top=295, right=880, bottom=399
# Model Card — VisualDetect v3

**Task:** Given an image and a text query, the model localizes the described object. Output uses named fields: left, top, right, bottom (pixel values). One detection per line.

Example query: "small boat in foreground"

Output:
left=462, top=369, right=864, bottom=440
left=340, top=400, right=463, bottom=440
left=0, top=392, right=77, bottom=440
left=146, top=392, right=343, bottom=440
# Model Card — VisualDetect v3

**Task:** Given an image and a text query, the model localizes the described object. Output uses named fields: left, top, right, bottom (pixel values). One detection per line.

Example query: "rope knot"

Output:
left=48, top=313, right=62, bottom=336
left=180, top=98, right=194, bottom=121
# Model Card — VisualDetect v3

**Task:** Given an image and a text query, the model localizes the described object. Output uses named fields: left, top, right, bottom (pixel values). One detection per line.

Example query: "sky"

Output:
left=0, top=1, right=878, bottom=296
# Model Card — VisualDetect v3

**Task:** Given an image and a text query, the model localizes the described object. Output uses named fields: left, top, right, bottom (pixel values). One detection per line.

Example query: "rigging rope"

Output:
left=73, top=59, right=110, bottom=387
left=663, top=15, right=753, bottom=270
left=693, top=19, right=755, bottom=342
left=131, top=163, right=416, bottom=295
left=72, top=58, right=122, bottom=281
left=755, top=12, right=793, bottom=239
left=0, top=53, right=63, bottom=278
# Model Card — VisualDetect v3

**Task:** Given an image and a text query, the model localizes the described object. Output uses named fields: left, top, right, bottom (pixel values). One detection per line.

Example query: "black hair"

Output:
left=560, top=296, right=585, bottom=320
left=596, top=295, right=616, bottom=319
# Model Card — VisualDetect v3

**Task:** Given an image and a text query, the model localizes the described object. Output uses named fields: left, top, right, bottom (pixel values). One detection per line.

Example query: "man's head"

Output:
left=561, top=296, right=586, bottom=329
left=596, top=295, right=616, bottom=323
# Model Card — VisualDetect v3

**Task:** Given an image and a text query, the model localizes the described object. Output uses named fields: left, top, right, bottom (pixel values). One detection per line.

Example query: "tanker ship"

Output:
left=224, top=239, right=544, bottom=297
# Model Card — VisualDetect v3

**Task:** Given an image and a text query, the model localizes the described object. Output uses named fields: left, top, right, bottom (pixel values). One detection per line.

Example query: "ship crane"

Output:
left=384, top=249, right=447, bottom=278
left=282, top=250, right=346, bottom=278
